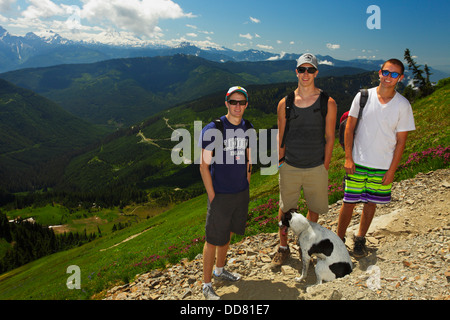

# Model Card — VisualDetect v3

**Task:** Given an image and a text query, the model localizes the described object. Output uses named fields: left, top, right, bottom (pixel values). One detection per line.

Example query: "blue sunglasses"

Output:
left=381, top=70, right=401, bottom=79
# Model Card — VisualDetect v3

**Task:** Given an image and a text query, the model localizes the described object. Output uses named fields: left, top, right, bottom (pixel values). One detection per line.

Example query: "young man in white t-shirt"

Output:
left=337, top=58, right=415, bottom=257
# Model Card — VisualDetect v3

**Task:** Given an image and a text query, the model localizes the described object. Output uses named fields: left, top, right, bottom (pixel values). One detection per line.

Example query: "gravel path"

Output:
left=104, top=169, right=449, bottom=300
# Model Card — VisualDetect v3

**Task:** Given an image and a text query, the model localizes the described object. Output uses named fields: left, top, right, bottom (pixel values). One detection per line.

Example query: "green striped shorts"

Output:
left=343, top=164, right=392, bottom=204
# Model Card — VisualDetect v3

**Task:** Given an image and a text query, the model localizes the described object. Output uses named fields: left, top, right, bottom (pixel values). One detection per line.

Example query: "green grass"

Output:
left=0, top=80, right=449, bottom=300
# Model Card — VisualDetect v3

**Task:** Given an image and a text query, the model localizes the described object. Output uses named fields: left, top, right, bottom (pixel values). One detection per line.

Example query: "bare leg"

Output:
left=337, top=202, right=356, bottom=240
left=307, top=210, right=319, bottom=223
left=203, top=242, right=216, bottom=283
left=215, top=233, right=232, bottom=268
left=277, top=207, right=288, bottom=246
left=357, top=202, right=377, bottom=237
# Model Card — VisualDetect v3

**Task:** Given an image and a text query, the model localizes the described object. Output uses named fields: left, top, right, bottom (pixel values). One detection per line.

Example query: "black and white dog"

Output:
left=279, top=209, right=353, bottom=285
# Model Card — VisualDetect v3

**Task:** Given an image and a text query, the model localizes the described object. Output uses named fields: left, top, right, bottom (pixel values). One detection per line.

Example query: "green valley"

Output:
left=0, top=76, right=448, bottom=300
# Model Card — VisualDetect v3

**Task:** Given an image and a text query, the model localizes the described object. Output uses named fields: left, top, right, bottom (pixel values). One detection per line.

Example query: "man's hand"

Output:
left=382, top=169, right=395, bottom=185
left=344, top=158, right=356, bottom=175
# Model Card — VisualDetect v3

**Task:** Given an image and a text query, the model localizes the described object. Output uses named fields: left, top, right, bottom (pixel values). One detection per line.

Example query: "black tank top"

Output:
left=284, top=96, right=325, bottom=168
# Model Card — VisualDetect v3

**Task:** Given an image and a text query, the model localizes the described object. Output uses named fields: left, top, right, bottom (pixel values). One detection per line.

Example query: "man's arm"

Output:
left=246, top=147, right=252, bottom=184
left=344, top=115, right=358, bottom=174
left=277, top=98, right=286, bottom=166
left=324, top=98, right=337, bottom=170
left=199, top=148, right=215, bottom=202
left=382, top=131, right=408, bottom=185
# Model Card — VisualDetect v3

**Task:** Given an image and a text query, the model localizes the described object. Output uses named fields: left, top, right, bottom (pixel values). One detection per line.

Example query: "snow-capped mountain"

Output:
left=33, top=30, right=74, bottom=45
left=0, top=26, right=447, bottom=81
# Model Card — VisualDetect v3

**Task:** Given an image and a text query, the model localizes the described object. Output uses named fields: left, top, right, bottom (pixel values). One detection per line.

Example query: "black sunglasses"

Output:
left=228, top=100, right=247, bottom=106
left=381, top=70, right=401, bottom=79
left=297, top=66, right=317, bottom=74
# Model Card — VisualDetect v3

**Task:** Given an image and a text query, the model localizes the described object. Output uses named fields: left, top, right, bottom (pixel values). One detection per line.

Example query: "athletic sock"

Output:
left=203, top=282, right=212, bottom=289
left=214, top=267, right=223, bottom=276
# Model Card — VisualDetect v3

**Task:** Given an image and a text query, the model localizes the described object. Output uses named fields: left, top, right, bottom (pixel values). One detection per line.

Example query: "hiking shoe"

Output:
left=353, top=236, right=368, bottom=257
left=213, top=269, right=241, bottom=282
left=271, top=246, right=290, bottom=266
left=203, top=285, right=221, bottom=300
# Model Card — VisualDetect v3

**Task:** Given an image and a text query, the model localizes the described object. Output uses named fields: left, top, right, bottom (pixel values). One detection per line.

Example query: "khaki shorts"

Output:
left=279, top=162, right=328, bottom=214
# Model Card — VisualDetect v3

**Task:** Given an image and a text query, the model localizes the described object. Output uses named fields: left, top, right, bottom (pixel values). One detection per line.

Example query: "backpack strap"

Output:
left=319, top=91, right=329, bottom=119
left=212, top=118, right=224, bottom=158
left=319, top=91, right=329, bottom=127
left=359, top=89, right=369, bottom=109
left=354, top=89, right=368, bottom=134
left=213, top=118, right=224, bottom=135
left=280, top=91, right=295, bottom=148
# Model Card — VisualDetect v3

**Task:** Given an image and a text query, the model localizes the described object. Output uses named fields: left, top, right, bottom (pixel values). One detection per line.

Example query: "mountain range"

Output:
left=0, top=25, right=446, bottom=196
left=0, top=54, right=372, bottom=127
left=2, top=25, right=448, bottom=82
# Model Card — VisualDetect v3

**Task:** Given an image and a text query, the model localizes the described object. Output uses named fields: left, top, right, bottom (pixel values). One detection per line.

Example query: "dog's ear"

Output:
left=280, top=209, right=294, bottom=226
left=286, top=209, right=296, bottom=220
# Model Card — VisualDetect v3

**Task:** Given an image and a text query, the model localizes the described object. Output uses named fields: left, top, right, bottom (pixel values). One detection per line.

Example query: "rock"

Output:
left=281, top=265, right=296, bottom=276
left=103, top=169, right=450, bottom=301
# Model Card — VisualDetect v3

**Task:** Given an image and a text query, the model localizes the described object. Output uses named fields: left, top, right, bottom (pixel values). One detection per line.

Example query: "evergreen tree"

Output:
left=404, top=48, right=434, bottom=100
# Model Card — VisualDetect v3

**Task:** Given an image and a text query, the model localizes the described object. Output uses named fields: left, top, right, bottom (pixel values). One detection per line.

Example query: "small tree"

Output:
left=404, top=48, right=434, bottom=101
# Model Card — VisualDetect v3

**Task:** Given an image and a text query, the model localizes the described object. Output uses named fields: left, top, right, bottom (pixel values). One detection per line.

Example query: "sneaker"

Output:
left=353, top=236, right=368, bottom=257
left=203, top=285, right=221, bottom=300
left=213, top=268, right=241, bottom=282
left=271, top=246, right=290, bottom=266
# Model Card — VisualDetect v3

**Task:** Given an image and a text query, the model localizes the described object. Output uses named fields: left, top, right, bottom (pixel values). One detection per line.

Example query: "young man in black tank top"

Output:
left=272, top=53, right=337, bottom=266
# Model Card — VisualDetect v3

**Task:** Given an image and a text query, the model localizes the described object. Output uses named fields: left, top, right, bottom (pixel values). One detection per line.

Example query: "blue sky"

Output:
left=0, top=0, right=449, bottom=69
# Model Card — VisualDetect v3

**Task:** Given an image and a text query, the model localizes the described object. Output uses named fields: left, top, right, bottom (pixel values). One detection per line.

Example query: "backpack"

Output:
left=212, top=117, right=253, bottom=172
left=280, top=90, right=329, bottom=149
left=338, top=89, right=369, bottom=151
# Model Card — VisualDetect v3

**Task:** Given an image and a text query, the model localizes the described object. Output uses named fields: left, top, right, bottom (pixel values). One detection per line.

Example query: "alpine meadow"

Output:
left=0, top=31, right=449, bottom=299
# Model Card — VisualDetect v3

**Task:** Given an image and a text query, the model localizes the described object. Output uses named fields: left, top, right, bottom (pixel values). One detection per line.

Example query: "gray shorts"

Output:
left=205, top=188, right=249, bottom=246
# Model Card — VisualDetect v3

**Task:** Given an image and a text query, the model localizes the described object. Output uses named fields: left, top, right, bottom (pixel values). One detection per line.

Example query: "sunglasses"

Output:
left=381, top=70, right=402, bottom=79
left=228, top=100, right=247, bottom=106
left=297, top=66, right=317, bottom=74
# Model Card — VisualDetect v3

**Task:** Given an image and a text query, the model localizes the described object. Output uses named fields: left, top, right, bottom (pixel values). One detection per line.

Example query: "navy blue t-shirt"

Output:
left=199, top=116, right=252, bottom=194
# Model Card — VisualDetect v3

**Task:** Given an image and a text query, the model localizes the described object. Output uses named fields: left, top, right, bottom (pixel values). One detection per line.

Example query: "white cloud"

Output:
left=319, top=60, right=334, bottom=66
left=249, top=16, right=260, bottom=23
left=80, top=0, right=194, bottom=38
left=257, top=44, right=273, bottom=50
left=267, top=52, right=286, bottom=61
left=0, top=0, right=16, bottom=11
left=326, top=43, right=340, bottom=50
left=240, top=33, right=253, bottom=40
left=22, top=0, right=66, bottom=19
left=186, top=32, right=197, bottom=37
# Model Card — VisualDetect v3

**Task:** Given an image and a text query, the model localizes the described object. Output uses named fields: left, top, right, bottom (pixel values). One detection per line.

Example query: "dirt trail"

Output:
left=104, top=169, right=450, bottom=300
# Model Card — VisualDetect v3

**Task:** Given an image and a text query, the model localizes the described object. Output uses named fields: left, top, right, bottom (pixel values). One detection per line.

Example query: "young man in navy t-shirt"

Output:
left=199, top=86, right=253, bottom=300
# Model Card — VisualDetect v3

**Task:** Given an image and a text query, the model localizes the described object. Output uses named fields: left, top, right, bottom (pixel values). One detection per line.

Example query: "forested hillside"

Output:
left=0, top=55, right=367, bottom=127
left=0, top=79, right=105, bottom=192
left=54, top=71, right=381, bottom=204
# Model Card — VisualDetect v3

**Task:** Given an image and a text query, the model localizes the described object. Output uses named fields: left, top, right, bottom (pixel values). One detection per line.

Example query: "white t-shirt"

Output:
left=349, top=87, right=415, bottom=170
